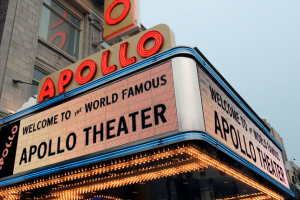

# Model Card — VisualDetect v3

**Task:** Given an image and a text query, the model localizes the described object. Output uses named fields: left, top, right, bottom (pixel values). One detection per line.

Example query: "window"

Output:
left=39, top=0, right=81, bottom=59
left=30, top=68, right=47, bottom=97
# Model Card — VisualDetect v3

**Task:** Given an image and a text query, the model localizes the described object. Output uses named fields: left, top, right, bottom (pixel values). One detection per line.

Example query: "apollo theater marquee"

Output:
left=0, top=0, right=295, bottom=199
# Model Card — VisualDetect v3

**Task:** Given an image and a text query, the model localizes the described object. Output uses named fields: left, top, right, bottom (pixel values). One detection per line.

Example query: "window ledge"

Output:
left=38, top=37, right=78, bottom=63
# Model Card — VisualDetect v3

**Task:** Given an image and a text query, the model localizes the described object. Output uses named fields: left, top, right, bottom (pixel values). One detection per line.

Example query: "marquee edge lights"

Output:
left=0, top=145, right=285, bottom=200
left=215, top=192, right=269, bottom=200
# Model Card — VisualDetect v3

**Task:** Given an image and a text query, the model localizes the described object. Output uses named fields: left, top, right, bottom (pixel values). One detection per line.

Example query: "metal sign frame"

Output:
left=0, top=46, right=293, bottom=197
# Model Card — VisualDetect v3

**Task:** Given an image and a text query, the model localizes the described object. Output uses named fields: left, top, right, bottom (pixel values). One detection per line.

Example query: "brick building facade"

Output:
left=0, top=0, right=9, bottom=46
left=0, top=2, right=297, bottom=198
left=0, top=0, right=144, bottom=118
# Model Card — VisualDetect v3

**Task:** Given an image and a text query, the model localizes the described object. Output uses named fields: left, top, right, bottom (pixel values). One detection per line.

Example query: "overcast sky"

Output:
left=140, top=0, right=300, bottom=166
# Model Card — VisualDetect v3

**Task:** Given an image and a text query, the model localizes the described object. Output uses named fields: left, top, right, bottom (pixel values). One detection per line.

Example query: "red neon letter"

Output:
left=39, top=78, right=55, bottom=103
left=105, top=0, right=131, bottom=25
left=6, top=142, right=12, bottom=148
left=75, top=60, right=97, bottom=85
left=49, top=31, right=66, bottom=49
left=2, top=149, right=8, bottom=158
left=137, top=31, right=164, bottom=58
left=51, top=11, right=67, bottom=29
left=101, top=50, right=117, bottom=75
left=119, top=42, right=136, bottom=68
left=58, top=69, right=73, bottom=94
left=8, top=135, right=15, bottom=141
left=11, top=125, right=18, bottom=135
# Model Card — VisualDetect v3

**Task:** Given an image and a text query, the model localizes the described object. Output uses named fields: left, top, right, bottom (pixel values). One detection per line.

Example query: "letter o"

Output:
left=75, top=60, right=97, bottom=85
left=38, top=142, right=47, bottom=159
left=105, top=0, right=131, bottom=25
left=137, top=31, right=164, bottom=58
left=42, top=120, right=47, bottom=128
left=2, top=148, right=9, bottom=158
left=93, top=100, right=99, bottom=109
left=65, top=111, right=71, bottom=120
left=144, top=81, right=151, bottom=91
left=11, top=125, right=18, bottom=135
left=49, top=31, right=66, bottom=49
left=66, top=132, right=76, bottom=151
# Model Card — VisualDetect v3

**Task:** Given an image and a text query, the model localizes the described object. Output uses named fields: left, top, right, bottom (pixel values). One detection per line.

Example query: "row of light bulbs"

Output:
left=0, top=143, right=285, bottom=200
left=0, top=147, right=191, bottom=197
left=0, top=146, right=197, bottom=200
left=187, top=147, right=284, bottom=200
left=215, top=192, right=270, bottom=200
left=47, top=162, right=204, bottom=200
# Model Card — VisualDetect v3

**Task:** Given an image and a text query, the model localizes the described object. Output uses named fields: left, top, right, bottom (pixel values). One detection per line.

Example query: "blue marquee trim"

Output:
left=0, top=46, right=282, bottom=150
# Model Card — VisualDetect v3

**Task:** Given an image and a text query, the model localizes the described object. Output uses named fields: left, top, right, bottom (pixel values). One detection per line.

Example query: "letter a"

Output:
left=38, top=78, right=55, bottom=102
left=19, top=148, right=28, bottom=165
left=214, top=111, right=224, bottom=139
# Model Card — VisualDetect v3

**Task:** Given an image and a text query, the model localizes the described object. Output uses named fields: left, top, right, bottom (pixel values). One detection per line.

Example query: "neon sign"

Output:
left=37, top=24, right=176, bottom=103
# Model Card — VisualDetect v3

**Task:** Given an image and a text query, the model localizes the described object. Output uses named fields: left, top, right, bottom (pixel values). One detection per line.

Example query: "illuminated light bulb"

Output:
left=0, top=146, right=283, bottom=200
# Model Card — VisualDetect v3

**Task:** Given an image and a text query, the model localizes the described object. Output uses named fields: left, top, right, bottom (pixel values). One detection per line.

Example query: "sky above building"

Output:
left=140, top=0, right=300, bottom=166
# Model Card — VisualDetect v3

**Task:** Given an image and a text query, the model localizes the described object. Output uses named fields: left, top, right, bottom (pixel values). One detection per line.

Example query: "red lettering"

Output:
left=2, top=148, right=8, bottom=158
left=5, top=142, right=12, bottom=148
left=119, top=42, right=136, bottom=68
left=37, top=29, right=167, bottom=101
left=51, top=11, right=67, bottom=29
left=0, top=125, right=19, bottom=170
left=75, top=60, right=97, bottom=85
left=137, top=31, right=164, bottom=58
left=105, top=0, right=131, bottom=25
left=11, top=125, right=18, bottom=135
left=101, top=50, right=117, bottom=75
left=39, top=78, right=55, bottom=103
left=8, top=135, right=15, bottom=141
left=58, top=69, right=73, bottom=94
left=49, top=31, right=66, bottom=49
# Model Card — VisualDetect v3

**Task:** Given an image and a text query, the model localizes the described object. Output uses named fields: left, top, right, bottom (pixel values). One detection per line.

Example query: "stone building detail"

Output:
left=0, top=0, right=116, bottom=118
left=0, top=0, right=9, bottom=45
left=0, top=0, right=43, bottom=117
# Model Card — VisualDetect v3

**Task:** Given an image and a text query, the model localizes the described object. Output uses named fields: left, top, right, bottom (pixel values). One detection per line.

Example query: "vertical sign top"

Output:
left=103, top=0, right=140, bottom=43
